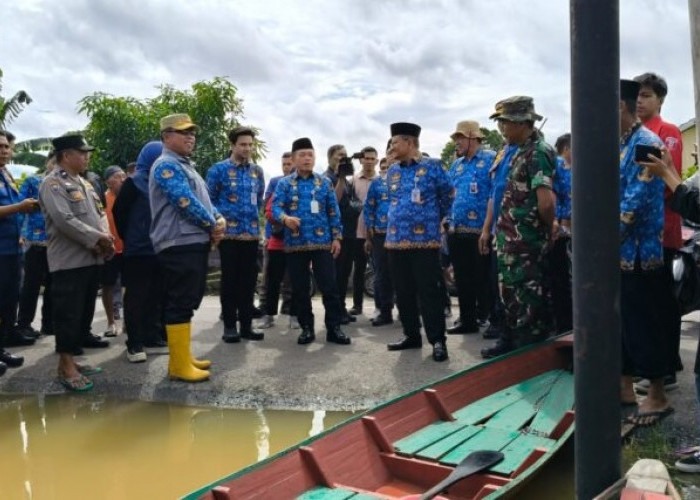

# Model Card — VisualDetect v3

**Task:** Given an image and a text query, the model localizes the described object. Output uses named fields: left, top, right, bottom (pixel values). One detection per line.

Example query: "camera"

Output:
left=337, top=152, right=364, bottom=177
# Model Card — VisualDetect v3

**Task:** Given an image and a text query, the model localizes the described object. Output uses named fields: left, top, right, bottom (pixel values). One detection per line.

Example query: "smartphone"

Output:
left=634, top=144, right=662, bottom=163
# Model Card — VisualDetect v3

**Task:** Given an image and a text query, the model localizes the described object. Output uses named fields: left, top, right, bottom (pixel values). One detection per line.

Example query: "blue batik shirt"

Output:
left=0, top=167, right=22, bottom=255
left=19, top=174, right=47, bottom=245
left=363, top=174, right=390, bottom=235
left=206, top=159, right=264, bottom=240
left=448, top=149, right=495, bottom=234
left=385, top=157, right=453, bottom=250
left=264, top=175, right=284, bottom=239
left=272, top=171, right=342, bottom=252
left=553, top=157, right=572, bottom=221
left=489, top=144, right=518, bottom=234
left=619, top=123, right=665, bottom=271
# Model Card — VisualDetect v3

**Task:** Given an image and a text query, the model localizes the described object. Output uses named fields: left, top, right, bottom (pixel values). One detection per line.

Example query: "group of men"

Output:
left=0, top=72, right=687, bottom=413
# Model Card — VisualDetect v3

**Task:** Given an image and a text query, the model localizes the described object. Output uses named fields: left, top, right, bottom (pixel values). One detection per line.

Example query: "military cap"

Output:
left=390, top=122, right=421, bottom=138
left=450, top=120, right=484, bottom=140
left=160, top=113, right=199, bottom=132
left=292, top=137, right=314, bottom=152
left=620, top=79, right=641, bottom=101
left=51, top=134, right=95, bottom=153
left=492, top=96, right=543, bottom=123
left=489, top=100, right=506, bottom=120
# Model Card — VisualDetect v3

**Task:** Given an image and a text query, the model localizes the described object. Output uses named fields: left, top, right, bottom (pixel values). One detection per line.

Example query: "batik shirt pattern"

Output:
left=385, top=158, right=453, bottom=250
left=363, top=175, right=390, bottom=234
left=19, top=174, right=47, bottom=244
left=272, top=172, right=342, bottom=252
left=448, top=149, right=495, bottom=234
left=496, top=133, right=555, bottom=255
left=0, top=167, right=22, bottom=255
left=489, top=144, right=518, bottom=234
left=619, top=123, right=664, bottom=271
left=553, top=157, right=572, bottom=221
left=206, top=160, right=265, bottom=240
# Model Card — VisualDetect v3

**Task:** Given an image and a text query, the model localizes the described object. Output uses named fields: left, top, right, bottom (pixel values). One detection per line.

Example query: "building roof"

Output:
left=680, top=118, right=696, bottom=132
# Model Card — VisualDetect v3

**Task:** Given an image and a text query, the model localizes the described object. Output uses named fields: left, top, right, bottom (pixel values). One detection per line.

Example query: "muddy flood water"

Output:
left=0, top=395, right=574, bottom=499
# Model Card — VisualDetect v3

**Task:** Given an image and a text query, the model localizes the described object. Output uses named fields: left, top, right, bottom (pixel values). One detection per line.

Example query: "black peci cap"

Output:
left=390, top=122, right=421, bottom=138
left=292, top=137, right=314, bottom=152
left=620, top=79, right=641, bottom=101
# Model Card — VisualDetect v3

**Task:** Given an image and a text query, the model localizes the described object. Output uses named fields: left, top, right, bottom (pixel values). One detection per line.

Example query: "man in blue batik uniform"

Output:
left=446, top=120, right=495, bottom=335
left=617, top=80, right=676, bottom=426
left=150, top=114, right=225, bottom=383
left=272, top=137, right=350, bottom=346
left=206, top=126, right=265, bottom=343
left=384, top=122, right=453, bottom=362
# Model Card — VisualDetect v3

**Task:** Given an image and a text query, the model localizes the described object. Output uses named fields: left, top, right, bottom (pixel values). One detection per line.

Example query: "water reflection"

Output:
left=0, top=395, right=353, bottom=499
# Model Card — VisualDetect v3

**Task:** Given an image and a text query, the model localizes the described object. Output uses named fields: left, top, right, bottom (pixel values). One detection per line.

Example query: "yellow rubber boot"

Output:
left=182, top=322, right=211, bottom=369
left=166, top=323, right=210, bottom=382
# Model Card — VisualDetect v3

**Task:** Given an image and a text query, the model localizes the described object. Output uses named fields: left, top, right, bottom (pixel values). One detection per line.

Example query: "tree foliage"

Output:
left=78, top=77, right=265, bottom=175
left=0, top=67, right=33, bottom=128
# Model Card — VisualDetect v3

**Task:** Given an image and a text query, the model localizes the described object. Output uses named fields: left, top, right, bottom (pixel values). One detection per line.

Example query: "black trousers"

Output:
left=259, top=246, right=293, bottom=313
left=264, top=249, right=297, bottom=316
left=388, top=249, right=446, bottom=344
left=448, top=233, right=492, bottom=328
left=335, top=236, right=355, bottom=313
left=488, top=247, right=504, bottom=326
left=546, top=237, right=573, bottom=333
left=17, top=245, right=52, bottom=331
left=219, top=240, right=259, bottom=330
left=0, top=253, right=21, bottom=345
left=287, top=250, right=342, bottom=330
left=51, top=265, right=100, bottom=354
left=123, top=255, right=165, bottom=349
left=351, top=238, right=368, bottom=308
left=371, top=234, right=394, bottom=315
left=157, top=244, right=209, bottom=325
left=663, top=247, right=683, bottom=373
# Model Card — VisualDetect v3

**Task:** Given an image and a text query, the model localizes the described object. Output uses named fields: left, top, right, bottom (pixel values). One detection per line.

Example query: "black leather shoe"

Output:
left=481, top=340, right=515, bottom=359
left=82, top=334, right=109, bottom=348
left=251, top=306, right=264, bottom=319
left=222, top=326, right=241, bottom=343
left=371, top=315, right=393, bottom=327
left=0, top=349, right=24, bottom=368
left=0, top=361, right=6, bottom=376
left=297, top=327, right=315, bottom=345
left=16, top=325, right=41, bottom=339
left=482, top=324, right=502, bottom=340
left=432, top=341, right=448, bottom=362
left=326, top=326, right=351, bottom=345
left=240, top=328, right=264, bottom=341
left=387, top=336, right=422, bottom=351
left=447, top=323, right=478, bottom=334
left=348, top=306, right=362, bottom=316
left=4, top=330, right=36, bottom=347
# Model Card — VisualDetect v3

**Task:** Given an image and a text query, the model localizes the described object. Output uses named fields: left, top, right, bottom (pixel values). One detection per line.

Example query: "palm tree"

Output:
left=0, top=67, right=32, bottom=128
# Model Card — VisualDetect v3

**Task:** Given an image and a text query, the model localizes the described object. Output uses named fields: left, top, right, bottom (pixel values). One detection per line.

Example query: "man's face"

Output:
left=453, top=134, right=480, bottom=157
left=0, top=136, right=11, bottom=166
left=559, top=145, right=572, bottom=164
left=232, top=134, right=254, bottom=163
left=106, top=171, right=127, bottom=193
left=329, top=148, right=347, bottom=169
left=379, top=160, right=388, bottom=176
left=390, top=136, right=411, bottom=161
left=360, top=151, right=378, bottom=173
left=636, top=86, right=662, bottom=122
left=281, top=156, right=293, bottom=175
left=293, top=149, right=315, bottom=175
left=164, top=128, right=196, bottom=157
left=498, top=120, right=523, bottom=144
left=63, top=149, right=90, bottom=172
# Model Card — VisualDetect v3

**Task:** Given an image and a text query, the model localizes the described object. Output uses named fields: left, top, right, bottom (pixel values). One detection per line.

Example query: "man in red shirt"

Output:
left=634, top=72, right=683, bottom=393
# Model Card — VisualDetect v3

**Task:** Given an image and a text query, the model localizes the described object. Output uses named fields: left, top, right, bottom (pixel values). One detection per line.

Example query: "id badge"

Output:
left=411, top=188, right=421, bottom=203
left=310, top=200, right=320, bottom=214
left=470, top=182, right=478, bottom=194
left=250, top=192, right=257, bottom=205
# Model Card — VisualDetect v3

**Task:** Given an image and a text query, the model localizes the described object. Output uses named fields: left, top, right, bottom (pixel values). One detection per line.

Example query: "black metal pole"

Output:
left=570, top=1, right=621, bottom=498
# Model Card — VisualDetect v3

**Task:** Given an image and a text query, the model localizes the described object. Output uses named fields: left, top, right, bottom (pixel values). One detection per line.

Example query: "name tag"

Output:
left=470, top=182, right=478, bottom=194
left=310, top=200, right=319, bottom=213
left=411, top=188, right=421, bottom=203
left=250, top=192, right=257, bottom=205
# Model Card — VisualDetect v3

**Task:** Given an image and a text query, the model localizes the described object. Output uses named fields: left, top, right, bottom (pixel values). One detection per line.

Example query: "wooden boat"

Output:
left=183, top=334, right=575, bottom=500
left=593, top=459, right=681, bottom=500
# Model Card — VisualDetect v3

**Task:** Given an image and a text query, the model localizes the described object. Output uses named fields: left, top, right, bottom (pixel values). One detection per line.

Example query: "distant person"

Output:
left=101, top=165, right=127, bottom=338
left=40, top=133, right=114, bottom=391
left=149, top=114, right=225, bottom=382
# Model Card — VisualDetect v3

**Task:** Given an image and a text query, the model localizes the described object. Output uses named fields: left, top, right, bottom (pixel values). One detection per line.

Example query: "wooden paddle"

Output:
left=418, top=450, right=504, bottom=500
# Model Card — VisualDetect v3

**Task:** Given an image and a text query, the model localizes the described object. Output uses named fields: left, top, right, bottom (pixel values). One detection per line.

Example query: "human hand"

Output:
left=331, top=239, right=341, bottom=258
left=284, top=216, right=301, bottom=231
left=478, top=230, right=491, bottom=255
left=17, top=198, right=39, bottom=213
left=364, top=238, right=372, bottom=255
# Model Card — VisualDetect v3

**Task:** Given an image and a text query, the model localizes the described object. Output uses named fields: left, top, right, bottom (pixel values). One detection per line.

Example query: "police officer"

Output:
left=150, top=114, right=225, bottom=382
left=206, top=127, right=265, bottom=343
left=40, top=133, right=114, bottom=391
left=384, top=123, right=453, bottom=362
left=272, top=137, right=350, bottom=346
left=481, top=96, right=556, bottom=359
left=446, top=120, right=495, bottom=334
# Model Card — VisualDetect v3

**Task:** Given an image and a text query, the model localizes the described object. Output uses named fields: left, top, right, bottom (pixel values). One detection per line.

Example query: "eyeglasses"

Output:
left=166, top=129, right=197, bottom=137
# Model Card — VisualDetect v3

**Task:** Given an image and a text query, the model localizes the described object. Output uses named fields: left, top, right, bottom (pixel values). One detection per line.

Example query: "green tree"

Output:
left=0, top=67, right=32, bottom=128
left=440, top=141, right=456, bottom=169
left=78, top=77, right=265, bottom=176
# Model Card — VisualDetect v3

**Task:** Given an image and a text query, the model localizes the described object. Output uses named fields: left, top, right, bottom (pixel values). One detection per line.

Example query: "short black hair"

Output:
left=228, top=126, right=256, bottom=144
left=622, top=97, right=637, bottom=115
left=0, top=130, right=16, bottom=142
left=327, top=144, right=345, bottom=161
left=281, top=151, right=292, bottom=158
left=555, top=133, right=571, bottom=155
left=361, top=146, right=378, bottom=156
left=633, top=72, right=668, bottom=99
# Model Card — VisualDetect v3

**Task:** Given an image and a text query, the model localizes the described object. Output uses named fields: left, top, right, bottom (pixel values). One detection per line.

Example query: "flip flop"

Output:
left=58, top=375, right=94, bottom=392
left=76, top=364, right=103, bottom=376
left=623, top=407, right=674, bottom=427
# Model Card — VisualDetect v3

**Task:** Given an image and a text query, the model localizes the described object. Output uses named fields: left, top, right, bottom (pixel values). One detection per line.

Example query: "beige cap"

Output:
left=160, top=113, right=199, bottom=132
left=450, top=120, right=484, bottom=140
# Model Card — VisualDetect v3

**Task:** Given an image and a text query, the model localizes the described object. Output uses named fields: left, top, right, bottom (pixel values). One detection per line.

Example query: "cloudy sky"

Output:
left=1, top=0, right=695, bottom=179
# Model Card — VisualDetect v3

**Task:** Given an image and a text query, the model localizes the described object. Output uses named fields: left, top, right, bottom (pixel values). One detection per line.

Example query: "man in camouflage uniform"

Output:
left=481, top=96, right=556, bottom=359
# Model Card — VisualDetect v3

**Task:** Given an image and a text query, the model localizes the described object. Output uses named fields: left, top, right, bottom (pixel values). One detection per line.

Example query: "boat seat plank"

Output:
left=438, top=427, right=520, bottom=466
left=296, top=486, right=358, bottom=500
left=393, top=419, right=472, bottom=456
left=415, top=425, right=483, bottom=461
left=528, top=372, right=574, bottom=437
left=489, top=433, right=555, bottom=476
left=451, top=370, right=562, bottom=425
left=482, top=384, right=551, bottom=432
